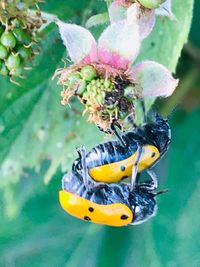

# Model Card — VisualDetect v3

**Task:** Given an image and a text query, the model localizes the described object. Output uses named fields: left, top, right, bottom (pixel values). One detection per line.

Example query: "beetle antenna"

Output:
left=155, top=189, right=169, bottom=196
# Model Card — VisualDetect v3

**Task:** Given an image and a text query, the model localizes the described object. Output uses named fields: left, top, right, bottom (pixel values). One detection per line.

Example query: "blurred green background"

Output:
left=0, top=0, right=200, bottom=266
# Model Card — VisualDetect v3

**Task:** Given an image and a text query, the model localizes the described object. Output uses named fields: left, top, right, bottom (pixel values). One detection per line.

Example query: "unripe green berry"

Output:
left=68, top=72, right=81, bottom=88
left=76, top=80, right=87, bottom=96
left=6, top=54, right=21, bottom=70
left=0, top=62, right=9, bottom=76
left=12, top=19, right=24, bottom=28
left=1, top=32, right=17, bottom=49
left=12, top=27, right=32, bottom=45
left=86, top=84, right=91, bottom=90
left=138, top=0, right=165, bottom=9
left=23, top=31, right=32, bottom=45
left=100, top=79, right=104, bottom=85
left=104, top=80, right=111, bottom=89
left=18, top=46, right=32, bottom=59
left=0, top=44, right=8, bottom=59
left=96, top=95, right=102, bottom=104
left=91, top=85, right=97, bottom=94
left=96, top=80, right=101, bottom=87
left=80, top=65, right=97, bottom=81
left=83, top=91, right=89, bottom=99
left=91, top=80, right=96, bottom=85
left=12, top=28, right=26, bottom=43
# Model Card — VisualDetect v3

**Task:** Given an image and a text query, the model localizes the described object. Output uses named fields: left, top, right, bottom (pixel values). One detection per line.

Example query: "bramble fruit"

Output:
left=68, top=72, right=82, bottom=88
left=0, top=21, right=34, bottom=78
left=6, top=54, right=21, bottom=71
left=76, top=80, right=87, bottom=96
left=0, top=44, right=8, bottom=59
left=12, top=28, right=26, bottom=43
left=22, top=32, right=32, bottom=46
left=1, top=32, right=17, bottom=49
left=80, top=65, right=97, bottom=82
left=17, top=46, right=32, bottom=59
left=0, top=61, right=9, bottom=76
left=0, top=1, right=43, bottom=79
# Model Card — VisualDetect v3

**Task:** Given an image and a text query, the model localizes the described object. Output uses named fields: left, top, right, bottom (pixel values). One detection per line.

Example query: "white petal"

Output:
left=129, top=61, right=179, bottom=98
left=108, top=1, right=127, bottom=23
left=57, top=21, right=98, bottom=63
left=98, top=20, right=140, bottom=69
left=127, top=3, right=155, bottom=40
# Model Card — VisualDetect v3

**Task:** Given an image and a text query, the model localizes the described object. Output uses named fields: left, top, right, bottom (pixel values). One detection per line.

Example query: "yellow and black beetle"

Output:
left=59, top=170, right=159, bottom=227
left=73, top=114, right=171, bottom=188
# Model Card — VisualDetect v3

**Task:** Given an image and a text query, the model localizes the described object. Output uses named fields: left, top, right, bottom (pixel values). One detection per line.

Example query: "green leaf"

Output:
left=85, top=13, right=109, bottom=29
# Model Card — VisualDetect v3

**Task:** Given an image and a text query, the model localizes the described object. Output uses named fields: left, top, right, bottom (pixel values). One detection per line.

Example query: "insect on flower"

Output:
left=55, top=15, right=178, bottom=132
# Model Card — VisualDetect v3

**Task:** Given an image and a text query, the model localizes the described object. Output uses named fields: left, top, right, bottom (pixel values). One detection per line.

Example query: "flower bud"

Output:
left=6, top=54, right=21, bottom=70
left=138, top=0, right=165, bottom=9
left=68, top=72, right=81, bottom=88
left=80, top=65, right=97, bottom=81
left=0, top=62, right=9, bottom=76
left=18, top=46, right=32, bottom=59
left=0, top=44, right=8, bottom=59
left=1, top=32, right=16, bottom=49
left=76, top=80, right=87, bottom=96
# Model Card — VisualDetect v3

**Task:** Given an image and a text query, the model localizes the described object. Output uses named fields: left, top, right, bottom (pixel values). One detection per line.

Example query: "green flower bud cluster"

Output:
left=0, top=19, right=33, bottom=77
left=65, top=65, right=97, bottom=94
left=137, top=0, right=166, bottom=9
left=82, top=78, right=115, bottom=108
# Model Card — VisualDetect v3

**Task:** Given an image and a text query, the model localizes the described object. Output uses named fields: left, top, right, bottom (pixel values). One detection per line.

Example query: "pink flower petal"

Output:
left=127, top=3, right=156, bottom=40
left=108, top=1, right=127, bottom=23
left=155, top=0, right=175, bottom=19
left=57, top=21, right=98, bottom=64
left=129, top=61, right=179, bottom=98
left=98, top=20, right=140, bottom=70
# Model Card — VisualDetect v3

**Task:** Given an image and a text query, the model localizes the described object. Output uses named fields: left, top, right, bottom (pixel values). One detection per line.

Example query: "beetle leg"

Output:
left=110, top=123, right=127, bottom=147
left=130, top=146, right=143, bottom=191
left=76, top=146, right=104, bottom=192
left=146, top=169, right=158, bottom=190
left=137, top=169, right=158, bottom=191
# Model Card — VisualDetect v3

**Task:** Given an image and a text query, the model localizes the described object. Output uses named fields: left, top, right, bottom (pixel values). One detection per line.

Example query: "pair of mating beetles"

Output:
left=59, top=113, right=171, bottom=227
